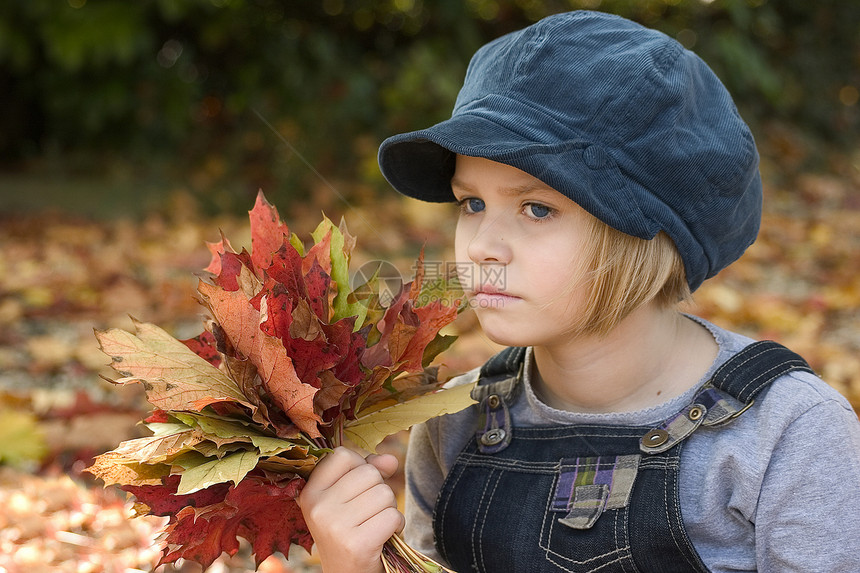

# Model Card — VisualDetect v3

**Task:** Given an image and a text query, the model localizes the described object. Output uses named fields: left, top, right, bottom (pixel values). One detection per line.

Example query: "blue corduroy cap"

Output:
left=378, top=11, right=762, bottom=292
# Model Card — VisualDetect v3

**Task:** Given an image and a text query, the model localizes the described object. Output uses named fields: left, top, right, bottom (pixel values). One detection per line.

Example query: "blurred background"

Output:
left=0, top=0, right=858, bottom=571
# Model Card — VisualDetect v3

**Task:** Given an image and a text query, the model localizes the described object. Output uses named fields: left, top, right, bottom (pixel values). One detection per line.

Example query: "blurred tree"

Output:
left=0, top=0, right=857, bottom=209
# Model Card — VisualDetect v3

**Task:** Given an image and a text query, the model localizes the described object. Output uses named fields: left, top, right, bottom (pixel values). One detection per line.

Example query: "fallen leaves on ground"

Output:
left=0, top=466, right=166, bottom=573
left=0, top=466, right=317, bottom=573
left=0, top=124, right=858, bottom=571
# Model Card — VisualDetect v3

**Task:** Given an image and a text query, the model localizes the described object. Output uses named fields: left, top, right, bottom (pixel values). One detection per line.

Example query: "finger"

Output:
left=359, top=505, right=406, bottom=541
left=304, top=447, right=366, bottom=493
left=328, top=463, right=387, bottom=504
left=329, top=505, right=404, bottom=569
left=340, top=482, right=402, bottom=536
left=339, top=481, right=399, bottom=526
left=366, top=453, right=399, bottom=480
left=356, top=480, right=398, bottom=513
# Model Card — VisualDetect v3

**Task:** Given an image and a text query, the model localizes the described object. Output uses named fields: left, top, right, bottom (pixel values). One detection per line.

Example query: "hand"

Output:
left=298, top=446, right=404, bottom=573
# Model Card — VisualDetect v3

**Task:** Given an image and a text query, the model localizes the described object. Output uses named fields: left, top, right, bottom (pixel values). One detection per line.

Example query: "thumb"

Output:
left=366, top=453, right=399, bottom=480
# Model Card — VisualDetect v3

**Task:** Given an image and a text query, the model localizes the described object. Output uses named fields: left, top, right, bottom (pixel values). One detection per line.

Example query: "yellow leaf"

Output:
left=255, top=454, right=318, bottom=478
left=87, top=451, right=170, bottom=487
left=344, top=380, right=477, bottom=452
left=95, top=319, right=254, bottom=412
left=112, top=429, right=202, bottom=465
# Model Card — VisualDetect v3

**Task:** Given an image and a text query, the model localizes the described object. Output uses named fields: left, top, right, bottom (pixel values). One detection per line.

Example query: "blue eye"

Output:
left=526, top=203, right=552, bottom=219
left=461, top=198, right=485, bottom=214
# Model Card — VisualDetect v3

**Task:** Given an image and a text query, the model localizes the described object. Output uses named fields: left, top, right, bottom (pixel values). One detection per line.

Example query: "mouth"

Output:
left=471, top=285, right=520, bottom=300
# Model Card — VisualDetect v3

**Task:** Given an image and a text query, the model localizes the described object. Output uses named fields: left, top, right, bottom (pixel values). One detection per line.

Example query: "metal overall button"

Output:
left=481, top=428, right=507, bottom=446
left=642, top=428, right=670, bottom=448
left=487, top=394, right=501, bottom=409
left=688, top=405, right=705, bottom=421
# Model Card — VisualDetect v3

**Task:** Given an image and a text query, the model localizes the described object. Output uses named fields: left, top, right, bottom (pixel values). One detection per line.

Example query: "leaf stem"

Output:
left=381, top=534, right=457, bottom=573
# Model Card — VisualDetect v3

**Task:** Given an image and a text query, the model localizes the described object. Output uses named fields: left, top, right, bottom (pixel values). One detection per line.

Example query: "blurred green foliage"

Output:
left=0, top=0, right=857, bottom=210
left=0, top=409, right=47, bottom=469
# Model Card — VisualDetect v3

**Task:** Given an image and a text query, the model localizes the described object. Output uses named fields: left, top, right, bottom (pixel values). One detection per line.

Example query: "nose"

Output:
left=465, top=217, right=512, bottom=264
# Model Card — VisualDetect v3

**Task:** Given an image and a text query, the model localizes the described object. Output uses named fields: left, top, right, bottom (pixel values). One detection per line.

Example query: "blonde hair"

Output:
left=564, top=215, right=691, bottom=338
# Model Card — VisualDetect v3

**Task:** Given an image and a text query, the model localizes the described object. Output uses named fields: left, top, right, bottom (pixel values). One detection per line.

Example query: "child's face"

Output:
left=452, top=155, right=594, bottom=348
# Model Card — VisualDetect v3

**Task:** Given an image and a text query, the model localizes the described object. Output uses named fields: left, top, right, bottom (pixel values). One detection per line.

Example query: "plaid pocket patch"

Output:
left=553, top=455, right=640, bottom=529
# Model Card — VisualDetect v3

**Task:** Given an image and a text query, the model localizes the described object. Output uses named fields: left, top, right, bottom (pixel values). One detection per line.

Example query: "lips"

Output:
left=471, top=284, right=520, bottom=302
left=473, top=283, right=510, bottom=295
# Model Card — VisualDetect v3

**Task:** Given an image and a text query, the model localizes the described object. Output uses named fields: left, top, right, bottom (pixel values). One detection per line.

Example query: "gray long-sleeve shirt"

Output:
left=404, top=317, right=860, bottom=572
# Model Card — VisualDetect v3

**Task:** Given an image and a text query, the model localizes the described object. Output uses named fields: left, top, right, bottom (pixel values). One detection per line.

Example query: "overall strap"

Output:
left=471, top=346, right=527, bottom=454
left=640, top=340, right=815, bottom=454
left=709, top=340, right=814, bottom=402
left=473, top=346, right=527, bottom=402
left=479, top=346, right=527, bottom=381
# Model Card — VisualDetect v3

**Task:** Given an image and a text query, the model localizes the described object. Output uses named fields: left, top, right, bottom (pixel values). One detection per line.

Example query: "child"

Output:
left=298, top=11, right=860, bottom=572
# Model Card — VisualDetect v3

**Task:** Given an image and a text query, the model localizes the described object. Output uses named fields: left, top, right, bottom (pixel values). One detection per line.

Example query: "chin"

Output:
left=476, top=318, right=537, bottom=348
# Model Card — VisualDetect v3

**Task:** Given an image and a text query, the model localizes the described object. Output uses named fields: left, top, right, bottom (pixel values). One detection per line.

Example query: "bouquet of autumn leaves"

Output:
left=87, top=192, right=473, bottom=572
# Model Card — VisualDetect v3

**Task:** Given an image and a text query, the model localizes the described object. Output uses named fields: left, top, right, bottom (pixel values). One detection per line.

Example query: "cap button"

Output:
left=583, top=145, right=608, bottom=169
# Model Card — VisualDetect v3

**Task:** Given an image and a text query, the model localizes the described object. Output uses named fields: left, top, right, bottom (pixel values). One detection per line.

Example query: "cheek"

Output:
left=453, top=218, right=471, bottom=262
left=525, top=241, right=588, bottom=293
left=453, top=220, right=471, bottom=289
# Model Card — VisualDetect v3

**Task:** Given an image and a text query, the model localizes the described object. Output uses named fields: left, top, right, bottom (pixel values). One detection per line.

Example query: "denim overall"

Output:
left=433, top=341, right=813, bottom=573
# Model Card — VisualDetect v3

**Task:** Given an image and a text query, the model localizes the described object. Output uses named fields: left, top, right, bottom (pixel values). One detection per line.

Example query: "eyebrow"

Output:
left=450, top=178, right=555, bottom=197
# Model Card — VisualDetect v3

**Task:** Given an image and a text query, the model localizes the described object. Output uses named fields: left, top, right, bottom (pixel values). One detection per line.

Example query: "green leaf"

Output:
left=0, top=409, right=46, bottom=468
left=346, top=265, right=386, bottom=328
left=249, top=435, right=307, bottom=457
left=146, top=421, right=195, bottom=436
left=176, top=449, right=262, bottom=494
left=416, top=273, right=464, bottom=310
left=289, top=232, right=305, bottom=256
left=171, top=450, right=212, bottom=470
left=422, top=334, right=458, bottom=368
left=344, top=380, right=478, bottom=452
left=312, top=216, right=367, bottom=328
left=194, top=440, right=251, bottom=459
left=173, top=411, right=268, bottom=440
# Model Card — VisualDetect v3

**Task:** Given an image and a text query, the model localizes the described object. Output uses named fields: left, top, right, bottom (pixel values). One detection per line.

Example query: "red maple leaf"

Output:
left=303, top=258, right=332, bottom=322
left=264, top=241, right=309, bottom=302
left=402, top=300, right=458, bottom=371
left=214, top=249, right=255, bottom=291
left=181, top=330, right=222, bottom=367
left=157, top=475, right=310, bottom=569
left=249, top=191, right=291, bottom=274
left=204, top=231, right=235, bottom=276
left=143, top=409, right=170, bottom=424
left=301, top=228, right=333, bottom=277
left=122, top=475, right=231, bottom=518
left=126, top=473, right=311, bottom=569
left=361, top=279, right=457, bottom=373
left=199, top=279, right=323, bottom=437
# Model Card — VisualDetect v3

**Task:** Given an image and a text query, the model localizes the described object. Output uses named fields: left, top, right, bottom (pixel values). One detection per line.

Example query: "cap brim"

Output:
left=379, top=110, right=659, bottom=241
left=378, top=113, right=541, bottom=203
